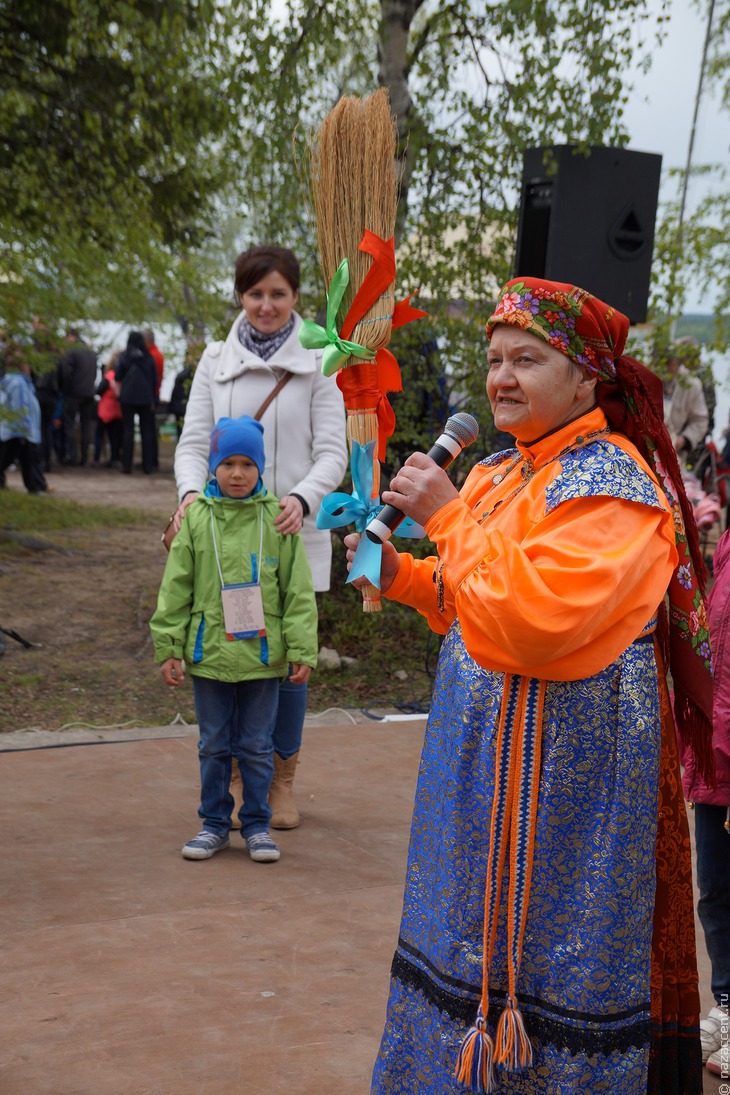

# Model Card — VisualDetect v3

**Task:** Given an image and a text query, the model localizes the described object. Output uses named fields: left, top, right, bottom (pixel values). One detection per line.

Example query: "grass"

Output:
left=0, top=490, right=151, bottom=532
left=0, top=492, right=440, bottom=732
left=12, top=673, right=43, bottom=688
left=312, top=533, right=441, bottom=714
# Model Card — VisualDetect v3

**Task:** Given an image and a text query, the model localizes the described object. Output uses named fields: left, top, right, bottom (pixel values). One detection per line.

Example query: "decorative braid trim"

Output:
left=391, top=950, right=478, bottom=1024
left=391, top=950, right=652, bottom=1058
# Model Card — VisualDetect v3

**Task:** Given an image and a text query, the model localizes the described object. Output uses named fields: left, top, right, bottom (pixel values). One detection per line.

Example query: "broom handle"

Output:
left=346, top=407, right=382, bottom=614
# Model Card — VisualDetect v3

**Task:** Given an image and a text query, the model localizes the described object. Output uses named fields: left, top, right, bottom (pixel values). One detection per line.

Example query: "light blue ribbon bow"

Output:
left=316, top=440, right=380, bottom=534
left=316, top=440, right=425, bottom=590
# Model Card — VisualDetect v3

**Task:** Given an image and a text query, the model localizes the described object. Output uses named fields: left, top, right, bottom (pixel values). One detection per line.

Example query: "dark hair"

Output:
left=233, top=246, right=300, bottom=297
left=127, top=330, right=147, bottom=353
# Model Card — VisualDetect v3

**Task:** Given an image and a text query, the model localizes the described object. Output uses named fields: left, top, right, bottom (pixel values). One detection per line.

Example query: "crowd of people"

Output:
left=0, top=324, right=196, bottom=492
left=2, top=247, right=728, bottom=1094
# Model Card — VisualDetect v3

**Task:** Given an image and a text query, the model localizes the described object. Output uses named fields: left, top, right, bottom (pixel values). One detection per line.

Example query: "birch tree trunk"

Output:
left=378, top=0, right=423, bottom=246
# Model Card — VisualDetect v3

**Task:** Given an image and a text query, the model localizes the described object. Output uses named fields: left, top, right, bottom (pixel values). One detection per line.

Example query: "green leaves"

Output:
left=1, top=0, right=244, bottom=339
left=8, top=0, right=713, bottom=435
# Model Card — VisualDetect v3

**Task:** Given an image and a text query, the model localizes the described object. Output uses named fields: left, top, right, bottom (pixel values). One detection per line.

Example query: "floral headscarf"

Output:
left=486, top=277, right=623, bottom=381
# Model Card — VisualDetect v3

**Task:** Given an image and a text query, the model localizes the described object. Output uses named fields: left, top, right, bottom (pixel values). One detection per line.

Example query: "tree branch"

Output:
left=281, top=0, right=330, bottom=65
left=406, top=3, right=459, bottom=76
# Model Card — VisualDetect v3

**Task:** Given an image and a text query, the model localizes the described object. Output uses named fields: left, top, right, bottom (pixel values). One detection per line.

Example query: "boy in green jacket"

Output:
left=150, top=415, right=317, bottom=863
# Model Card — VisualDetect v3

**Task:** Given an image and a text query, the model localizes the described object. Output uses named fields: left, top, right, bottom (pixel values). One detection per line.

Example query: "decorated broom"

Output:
left=299, top=88, right=426, bottom=612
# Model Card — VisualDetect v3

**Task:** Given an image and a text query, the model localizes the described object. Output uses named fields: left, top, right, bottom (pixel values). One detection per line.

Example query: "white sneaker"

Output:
left=701, top=1006, right=728, bottom=1063
left=706, top=1046, right=727, bottom=1077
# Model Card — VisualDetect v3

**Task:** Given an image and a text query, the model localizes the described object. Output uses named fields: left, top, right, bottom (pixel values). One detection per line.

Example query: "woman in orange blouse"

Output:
left=351, top=279, right=714, bottom=1095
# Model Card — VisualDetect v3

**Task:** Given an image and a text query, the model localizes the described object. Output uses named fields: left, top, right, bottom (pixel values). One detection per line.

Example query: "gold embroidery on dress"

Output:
left=476, top=427, right=610, bottom=522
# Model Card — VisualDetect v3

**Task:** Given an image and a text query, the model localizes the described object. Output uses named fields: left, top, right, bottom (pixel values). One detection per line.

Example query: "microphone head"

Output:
left=444, top=411, right=479, bottom=448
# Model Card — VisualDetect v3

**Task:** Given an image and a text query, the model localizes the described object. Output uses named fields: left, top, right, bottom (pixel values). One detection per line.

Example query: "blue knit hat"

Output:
left=209, top=415, right=266, bottom=475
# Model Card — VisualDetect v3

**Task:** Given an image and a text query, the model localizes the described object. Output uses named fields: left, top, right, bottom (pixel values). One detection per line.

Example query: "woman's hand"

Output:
left=383, top=452, right=459, bottom=526
left=289, top=663, right=312, bottom=684
left=275, top=495, right=304, bottom=536
left=160, top=658, right=185, bottom=687
left=344, top=533, right=401, bottom=595
left=172, top=491, right=199, bottom=534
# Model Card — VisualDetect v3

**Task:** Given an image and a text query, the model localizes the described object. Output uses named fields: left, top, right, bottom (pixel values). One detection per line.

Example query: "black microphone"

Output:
left=365, top=412, right=480, bottom=545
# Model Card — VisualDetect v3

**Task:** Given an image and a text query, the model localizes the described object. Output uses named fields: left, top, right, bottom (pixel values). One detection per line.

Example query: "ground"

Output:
left=0, top=444, right=191, bottom=732
left=0, top=439, right=436, bottom=734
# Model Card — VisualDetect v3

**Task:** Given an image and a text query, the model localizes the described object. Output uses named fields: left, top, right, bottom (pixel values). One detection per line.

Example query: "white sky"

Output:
left=630, top=1, right=730, bottom=430
left=623, top=0, right=728, bottom=312
left=624, top=1, right=725, bottom=173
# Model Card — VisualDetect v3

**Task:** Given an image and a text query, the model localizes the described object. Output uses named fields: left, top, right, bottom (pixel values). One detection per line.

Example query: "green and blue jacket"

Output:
left=150, top=481, right=318, bottom=681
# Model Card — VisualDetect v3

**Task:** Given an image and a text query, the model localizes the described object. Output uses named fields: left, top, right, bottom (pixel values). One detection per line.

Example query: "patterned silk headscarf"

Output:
left=485, top=277, right=622, bottom=381
left=486, top=276, right=714, bottom=785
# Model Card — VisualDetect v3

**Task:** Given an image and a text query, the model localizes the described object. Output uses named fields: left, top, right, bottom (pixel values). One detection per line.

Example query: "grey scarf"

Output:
left=237, top=314, right=295, bottom=361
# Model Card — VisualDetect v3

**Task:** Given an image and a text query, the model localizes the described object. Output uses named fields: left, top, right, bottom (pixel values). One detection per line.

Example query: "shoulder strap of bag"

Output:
left=252, top=371, right=293, bottom=421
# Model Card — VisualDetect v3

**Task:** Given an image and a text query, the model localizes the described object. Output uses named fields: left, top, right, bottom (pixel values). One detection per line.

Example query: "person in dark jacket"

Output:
left=115, top=331, right=158, bottom=474
left=34, top=364, right=60, bottom=473
left=31, top=317, right=61, bottom=473
left=170, top=362, right=195, bottom=439
left=59, top=329, right=98, bottom=465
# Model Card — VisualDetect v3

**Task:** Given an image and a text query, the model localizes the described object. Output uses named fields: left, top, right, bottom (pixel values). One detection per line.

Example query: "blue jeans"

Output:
left=695, top=802, right=730, bottom=1004
left=272, top=675, right=307, bottom=760
left=192, top=675, right=279, bottom=839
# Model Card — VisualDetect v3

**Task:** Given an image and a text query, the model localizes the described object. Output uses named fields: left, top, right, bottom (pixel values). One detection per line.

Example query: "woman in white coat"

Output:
left=172, top=245, right=348, bottom=827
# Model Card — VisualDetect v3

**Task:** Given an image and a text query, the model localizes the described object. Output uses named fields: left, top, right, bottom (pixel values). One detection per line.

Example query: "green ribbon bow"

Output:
left=297, top=258, right=376, bottom=377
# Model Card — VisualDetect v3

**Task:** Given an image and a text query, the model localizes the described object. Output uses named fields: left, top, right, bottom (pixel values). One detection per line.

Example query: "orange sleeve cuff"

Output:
left=383, top=550, right=453, bottom=634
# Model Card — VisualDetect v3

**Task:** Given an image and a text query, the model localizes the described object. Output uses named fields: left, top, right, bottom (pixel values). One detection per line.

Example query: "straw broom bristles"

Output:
left=308, top=89, right=399, bottom=612
left=310, top=88, right=398, bottom=347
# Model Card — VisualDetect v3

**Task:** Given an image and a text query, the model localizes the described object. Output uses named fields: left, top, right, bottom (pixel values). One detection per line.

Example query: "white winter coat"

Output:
left=175, top=311, right=348, bottom=591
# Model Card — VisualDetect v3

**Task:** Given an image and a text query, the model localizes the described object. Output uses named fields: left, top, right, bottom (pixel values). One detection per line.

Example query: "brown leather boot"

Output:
left=229, top=764, right=243, bottom=830
left=268, top=752, right=300, bottom=829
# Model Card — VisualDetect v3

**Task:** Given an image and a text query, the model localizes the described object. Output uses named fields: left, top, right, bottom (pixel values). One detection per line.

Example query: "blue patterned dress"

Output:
left=373, top=623, right=659, bottom=1093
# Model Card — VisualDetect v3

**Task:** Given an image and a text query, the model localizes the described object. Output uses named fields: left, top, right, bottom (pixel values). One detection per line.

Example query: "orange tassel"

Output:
left=494, top=997, right=533, bottom=1070
left=454, top=1010, right=495, bottom=1093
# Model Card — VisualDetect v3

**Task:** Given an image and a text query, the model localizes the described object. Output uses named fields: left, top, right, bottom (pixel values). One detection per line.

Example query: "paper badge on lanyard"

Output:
left=221, top=582, right=266, bottom=640
left=210, top=506, right=267, bottom=642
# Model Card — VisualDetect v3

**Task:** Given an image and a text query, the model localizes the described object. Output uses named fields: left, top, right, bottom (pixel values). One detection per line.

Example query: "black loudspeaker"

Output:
left=514, top=145, right=662, bottom=324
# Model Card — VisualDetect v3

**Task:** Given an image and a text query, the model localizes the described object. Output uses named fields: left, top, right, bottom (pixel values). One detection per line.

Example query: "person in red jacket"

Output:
left=681, top=529, right=730, bottom=1076
left=94, top=351, right=123, bottom=467
left=143, top=328, right=164, bottom=396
